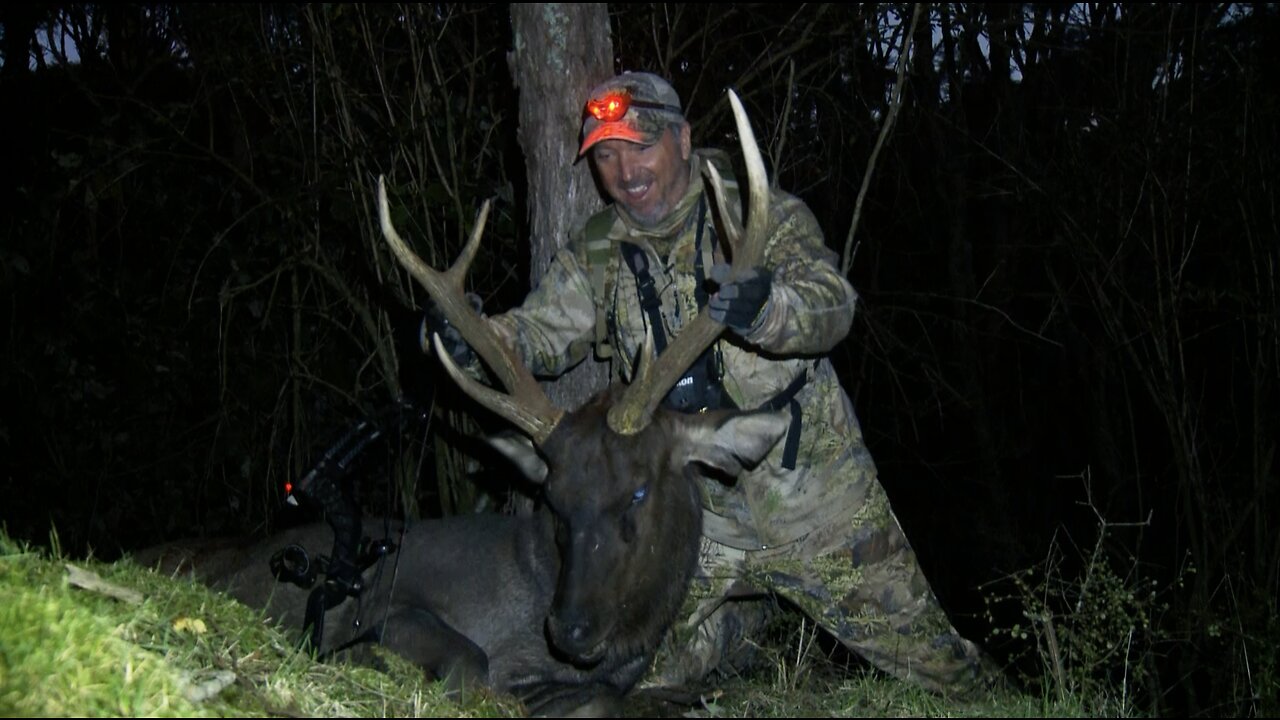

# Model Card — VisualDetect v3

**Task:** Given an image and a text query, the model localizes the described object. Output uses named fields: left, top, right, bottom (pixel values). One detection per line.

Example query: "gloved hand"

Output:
left=708, top=263, right=773, bottom=335
left=420, top=293, right=483, bottom=367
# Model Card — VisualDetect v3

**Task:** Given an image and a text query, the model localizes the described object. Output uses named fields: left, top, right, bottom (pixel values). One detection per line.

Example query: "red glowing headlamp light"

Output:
left=585, top=91, right=681, bottom=123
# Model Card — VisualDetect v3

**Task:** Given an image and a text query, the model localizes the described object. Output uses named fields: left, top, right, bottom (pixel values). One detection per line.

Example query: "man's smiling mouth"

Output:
left=623, top=182, right=651, bottom=200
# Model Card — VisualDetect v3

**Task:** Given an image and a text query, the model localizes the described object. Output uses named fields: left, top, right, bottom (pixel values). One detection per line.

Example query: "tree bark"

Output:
left=509, top=3, right=614, bottom=409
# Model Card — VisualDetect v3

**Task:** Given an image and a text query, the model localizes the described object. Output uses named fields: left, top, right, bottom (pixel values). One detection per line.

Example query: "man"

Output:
left=429, top=71, right=995, bottom=695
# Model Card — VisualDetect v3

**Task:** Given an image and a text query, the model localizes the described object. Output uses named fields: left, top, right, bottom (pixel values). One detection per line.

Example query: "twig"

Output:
left=771, top=59, right=796, bottom=192
left=65, top=563, right=143, bottom=605
left=842, top=4, right=923, bottom=276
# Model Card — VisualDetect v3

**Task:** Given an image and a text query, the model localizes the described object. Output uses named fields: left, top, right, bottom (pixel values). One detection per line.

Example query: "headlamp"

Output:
left=585, top=91, right=681, bottom=123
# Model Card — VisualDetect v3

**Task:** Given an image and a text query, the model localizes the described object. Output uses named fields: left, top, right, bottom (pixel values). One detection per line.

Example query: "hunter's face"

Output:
left=591, top=123, right=692, bottom=227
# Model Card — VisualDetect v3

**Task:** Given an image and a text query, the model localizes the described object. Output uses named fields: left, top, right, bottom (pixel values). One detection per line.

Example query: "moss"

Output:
left=1, top=549, right=213, bottom=717
left=0, top=530, right=519, bottom=718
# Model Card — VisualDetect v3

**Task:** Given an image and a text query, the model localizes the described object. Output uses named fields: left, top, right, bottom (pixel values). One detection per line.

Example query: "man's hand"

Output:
left=708, top=263, right=773, bottom=336
left=420, top=293, right=482, bottom=367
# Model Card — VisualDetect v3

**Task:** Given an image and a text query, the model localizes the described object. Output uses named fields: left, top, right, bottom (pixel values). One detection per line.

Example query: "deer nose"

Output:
left=546, top=613, right=602, bottom=663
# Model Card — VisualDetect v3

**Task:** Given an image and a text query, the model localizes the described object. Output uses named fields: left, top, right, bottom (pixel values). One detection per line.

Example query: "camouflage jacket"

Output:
left=488, top=149, right=879, bottom=557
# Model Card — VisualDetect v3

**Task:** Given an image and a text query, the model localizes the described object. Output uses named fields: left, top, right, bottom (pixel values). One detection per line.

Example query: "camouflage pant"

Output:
left=649, top=480, right=995, bottom=696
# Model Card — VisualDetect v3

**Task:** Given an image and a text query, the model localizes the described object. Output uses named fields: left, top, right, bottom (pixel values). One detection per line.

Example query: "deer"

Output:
left=136, top=91, right=786, bottom=717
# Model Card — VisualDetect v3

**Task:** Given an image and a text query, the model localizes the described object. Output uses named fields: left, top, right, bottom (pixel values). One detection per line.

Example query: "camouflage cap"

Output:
left=579, top=72, right=685, bottom=156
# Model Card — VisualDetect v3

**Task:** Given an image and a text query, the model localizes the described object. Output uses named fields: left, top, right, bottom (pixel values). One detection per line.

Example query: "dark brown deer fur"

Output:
left=139, top=392, right=787, bottom=715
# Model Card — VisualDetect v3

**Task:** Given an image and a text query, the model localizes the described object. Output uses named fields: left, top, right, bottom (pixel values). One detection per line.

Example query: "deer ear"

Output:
left=684, top=410, right=790, bottom=478
left=486, top=430, right=549, bottom=485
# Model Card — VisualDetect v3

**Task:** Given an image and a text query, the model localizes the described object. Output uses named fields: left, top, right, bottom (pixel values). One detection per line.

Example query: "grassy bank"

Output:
left=1, top=529, right=1091, bottom=717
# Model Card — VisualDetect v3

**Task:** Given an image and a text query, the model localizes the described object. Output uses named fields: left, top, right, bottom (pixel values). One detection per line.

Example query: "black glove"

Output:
left=421, top=294, right=482, bottom=367
left=708, top=263, right=773, bottom=335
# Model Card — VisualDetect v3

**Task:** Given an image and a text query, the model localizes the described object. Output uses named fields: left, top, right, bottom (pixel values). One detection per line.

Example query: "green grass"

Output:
left=625, top=616, right=1097, bottom=719
left=0, top=529, right=517, bottom=717
left=1, top=528, right=1104, bottom=717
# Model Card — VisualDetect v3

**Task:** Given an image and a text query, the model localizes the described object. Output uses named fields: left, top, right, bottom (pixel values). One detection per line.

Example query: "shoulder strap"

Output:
left=620, top=241, right=668, bottom=353
left=583, top=210, right=620, bottom=359
left=755, top=361, right=817, bottom=471
left=692, top=195, right=711, bottom=309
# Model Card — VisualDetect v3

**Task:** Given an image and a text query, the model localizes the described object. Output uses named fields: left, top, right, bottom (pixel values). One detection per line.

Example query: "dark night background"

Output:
left=1, top=4, right=1276, bottom=716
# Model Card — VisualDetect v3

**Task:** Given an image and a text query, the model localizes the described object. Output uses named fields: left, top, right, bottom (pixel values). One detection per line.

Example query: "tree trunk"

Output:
left=509, top=3, right=613, bottom=410
left=0, top=4, right=41, bottom=79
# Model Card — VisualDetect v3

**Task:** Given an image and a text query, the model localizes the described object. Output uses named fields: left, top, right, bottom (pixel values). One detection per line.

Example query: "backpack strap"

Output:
left=619, top=241, right=668, bottom=353
left=583, top=210, right=620, bottom=360
left=692, top=195, right=711, bottom=309
left=756, top=361, right=817, bottom=470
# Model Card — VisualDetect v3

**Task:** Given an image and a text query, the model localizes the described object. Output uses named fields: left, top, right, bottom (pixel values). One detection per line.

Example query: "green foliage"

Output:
left=983, top=546, right=1165, bottom=717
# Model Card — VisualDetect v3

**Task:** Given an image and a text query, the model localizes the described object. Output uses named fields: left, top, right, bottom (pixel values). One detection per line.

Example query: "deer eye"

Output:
left=631, top=486, right=648, bottom=505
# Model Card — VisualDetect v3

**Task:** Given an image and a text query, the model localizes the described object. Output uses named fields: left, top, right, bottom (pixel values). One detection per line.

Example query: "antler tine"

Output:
left=607, top=89, right=770, bottom=435
left=378, top=176, right=564, bottom=444
left=703, top=161, right=741, bottom=249
left=431, top=335, right=560, bottom=442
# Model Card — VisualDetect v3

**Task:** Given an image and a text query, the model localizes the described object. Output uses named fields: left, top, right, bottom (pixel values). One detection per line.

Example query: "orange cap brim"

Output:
left=578, top=121, right=661, bottom=157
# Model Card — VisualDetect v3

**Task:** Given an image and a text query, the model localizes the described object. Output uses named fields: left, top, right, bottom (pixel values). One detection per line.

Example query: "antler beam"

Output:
left=378, top=181, right=564, bottom=444
left=607, top=90, right=770, bottom=435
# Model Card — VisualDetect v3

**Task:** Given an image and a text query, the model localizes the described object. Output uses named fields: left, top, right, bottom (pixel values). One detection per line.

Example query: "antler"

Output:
left=607, top=89, right=770, bottom=435
left=378, top=180, right=564, bottom=444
